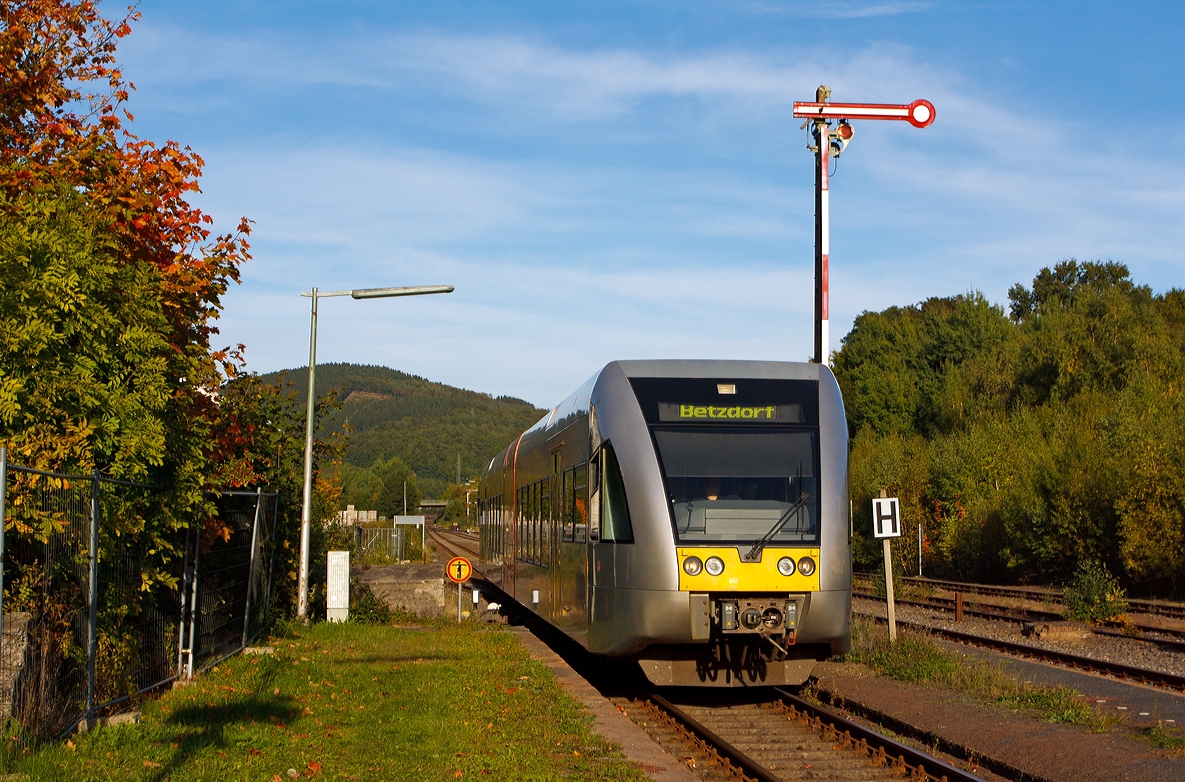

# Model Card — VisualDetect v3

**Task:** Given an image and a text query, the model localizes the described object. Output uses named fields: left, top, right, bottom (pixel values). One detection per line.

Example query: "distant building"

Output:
left=337, top=505, right=378, bottom=525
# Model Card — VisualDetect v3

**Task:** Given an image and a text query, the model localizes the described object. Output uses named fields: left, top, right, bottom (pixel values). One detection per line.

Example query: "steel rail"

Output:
left=774, top=688, right=986, bottom=782
left=862, top=612, right=1185, bottom=692
left=425, top=527, right=482, bottom=574
left=647, top=693, right=781, bottom=782
left=854, top=590, right=1185, bottom=651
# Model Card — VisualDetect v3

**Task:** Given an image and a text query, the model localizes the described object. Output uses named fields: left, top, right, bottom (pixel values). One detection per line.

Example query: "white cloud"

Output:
left=122, top=23, right=1185, bottom=403
left=738, top=1, right=933, bottom=19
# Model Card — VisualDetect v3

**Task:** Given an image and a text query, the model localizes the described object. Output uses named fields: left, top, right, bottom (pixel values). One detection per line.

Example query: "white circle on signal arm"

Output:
left=912, top=104, right=931, bottom=123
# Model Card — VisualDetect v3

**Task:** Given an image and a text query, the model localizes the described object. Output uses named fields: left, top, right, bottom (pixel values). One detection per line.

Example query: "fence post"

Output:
left=186, top=535, right=201, bottom=679
left=86, top=469, right=100, bottom=724
left=176, top=526, right=192, bottom=681
left=242, top=488, right=263, bottom=650
left=263, top=492, right=279, bottom=627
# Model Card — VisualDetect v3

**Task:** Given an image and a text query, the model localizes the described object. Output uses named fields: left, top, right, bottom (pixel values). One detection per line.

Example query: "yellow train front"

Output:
left=478, top=360, right=851, bottom=687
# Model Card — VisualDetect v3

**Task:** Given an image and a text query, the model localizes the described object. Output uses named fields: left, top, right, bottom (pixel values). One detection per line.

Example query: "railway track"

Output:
left=854, top=572, right=1185, bottom=621
left=853, top=590, right=1185, bottom=653
left=464, top=550, right=989, bottom=780
left=855, top=605, right=1185, bottom=693
left=426, top=525, right=480, bottom=563
left=615, top=690, right=985, bottom=782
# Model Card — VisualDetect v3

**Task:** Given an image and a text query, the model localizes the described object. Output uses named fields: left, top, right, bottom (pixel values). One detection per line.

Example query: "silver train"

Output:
left=478, top=360, right=851, bottom=687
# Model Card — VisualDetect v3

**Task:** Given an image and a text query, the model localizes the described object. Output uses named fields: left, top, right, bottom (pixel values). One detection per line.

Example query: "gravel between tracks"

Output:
left=854, top=595, right=1185, bottom=678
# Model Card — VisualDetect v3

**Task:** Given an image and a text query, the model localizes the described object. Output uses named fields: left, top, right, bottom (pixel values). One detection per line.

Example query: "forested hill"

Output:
left=262, top=363, right=545, bottom=499
left=833, top=261, right=1185, bottom=596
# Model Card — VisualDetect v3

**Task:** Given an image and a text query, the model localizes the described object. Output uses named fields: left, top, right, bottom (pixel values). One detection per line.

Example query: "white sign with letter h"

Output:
left=872, top=497, right=901, bottom=539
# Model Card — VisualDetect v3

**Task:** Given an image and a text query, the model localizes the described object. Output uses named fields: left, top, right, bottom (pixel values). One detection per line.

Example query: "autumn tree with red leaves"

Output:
left=0, top=2, right=353, bottom=621
left=0, top=0, right=250, bottom=480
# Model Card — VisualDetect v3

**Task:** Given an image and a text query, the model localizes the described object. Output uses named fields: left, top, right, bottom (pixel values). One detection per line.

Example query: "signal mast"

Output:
left=793, top=87, right=935, bottom=364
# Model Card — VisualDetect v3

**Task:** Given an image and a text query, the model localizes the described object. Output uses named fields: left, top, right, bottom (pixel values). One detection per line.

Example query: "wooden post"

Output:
left=955, top=592, right=964, bottom=622
left=880, top=489, right=897, bottom=642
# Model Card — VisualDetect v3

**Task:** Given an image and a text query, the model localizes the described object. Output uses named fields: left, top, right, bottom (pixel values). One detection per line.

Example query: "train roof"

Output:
left=482, top=360, right=830, bottom=480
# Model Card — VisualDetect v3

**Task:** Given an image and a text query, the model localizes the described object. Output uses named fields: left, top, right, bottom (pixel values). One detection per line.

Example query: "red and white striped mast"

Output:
left=794, top=87, right=935, bottom=364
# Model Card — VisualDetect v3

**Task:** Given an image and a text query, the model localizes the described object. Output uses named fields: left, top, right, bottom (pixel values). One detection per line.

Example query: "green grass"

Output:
left=1138, top=723, right=1184, bottom=755
left=0, top=620, right=649, bottom=781
left=844, top=615, right=1107, bottom=728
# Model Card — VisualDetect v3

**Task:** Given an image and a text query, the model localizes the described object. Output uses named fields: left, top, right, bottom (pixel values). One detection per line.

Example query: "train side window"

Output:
left=533, top=481, right=541, bottom=563
left=533, top=480, right=541, bottom=563
left=562, top=468, right=575, bottom=542
left=529, top=481, right=536, bottom=563
left=516, top=485, right=526, bottom=559
left=601, top=443, right=634, bottom=543
left=542, top=478, right=549, bottom=563
left=496, top=495, right=503, bottom=555
left=573, top=463, right=588, bottom=543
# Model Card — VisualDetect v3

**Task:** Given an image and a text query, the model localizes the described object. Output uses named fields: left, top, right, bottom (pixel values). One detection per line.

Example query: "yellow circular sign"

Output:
left=446, top=556, right=473, bottom=583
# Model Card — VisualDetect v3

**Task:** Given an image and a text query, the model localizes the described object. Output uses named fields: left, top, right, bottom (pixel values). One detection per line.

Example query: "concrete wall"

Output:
left=0, top=612, right=30, bottom=719
left=356, top=565, right=446, bottom=617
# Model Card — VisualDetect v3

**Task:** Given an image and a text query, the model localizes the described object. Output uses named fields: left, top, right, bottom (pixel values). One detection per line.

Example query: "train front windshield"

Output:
left=628, top=375, right=823, bottom=547
left=654, top=429, right=819, bottom=545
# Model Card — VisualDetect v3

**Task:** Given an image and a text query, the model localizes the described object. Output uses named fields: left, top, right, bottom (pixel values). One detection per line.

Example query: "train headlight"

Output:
left=777, top=556, right=796, bottom=576
left=797, top=556, right=816, bottom=577
left=682, top=556, right=703, bottom=576
left=705, top=556, right=725, bottom=576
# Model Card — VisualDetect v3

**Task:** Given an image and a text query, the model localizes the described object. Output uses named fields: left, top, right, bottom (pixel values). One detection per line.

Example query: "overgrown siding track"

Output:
left=857, top=607, right=1185, bottom=693
left=854, top=573, right=1185, bottom=621
left=853, top=590, right=1185, bottom=653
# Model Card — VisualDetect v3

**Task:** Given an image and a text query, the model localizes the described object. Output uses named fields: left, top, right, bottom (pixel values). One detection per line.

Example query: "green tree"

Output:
left=836, top=262, right=1185, bottom=594
left=374, top=458, right=421, bottom=517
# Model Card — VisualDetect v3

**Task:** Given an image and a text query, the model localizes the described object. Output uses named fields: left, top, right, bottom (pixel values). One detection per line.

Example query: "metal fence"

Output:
left=354, top=527, right=411, bottom=563
left=0, top=448, right=278, bottom=737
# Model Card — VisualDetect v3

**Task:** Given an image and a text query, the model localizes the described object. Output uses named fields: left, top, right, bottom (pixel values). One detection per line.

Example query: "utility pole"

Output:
left=793, top=89, right=935, bottom=364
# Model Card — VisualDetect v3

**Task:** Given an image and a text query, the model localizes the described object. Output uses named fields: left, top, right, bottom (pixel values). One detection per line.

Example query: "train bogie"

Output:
left=478, top=360, right=851, bottom=687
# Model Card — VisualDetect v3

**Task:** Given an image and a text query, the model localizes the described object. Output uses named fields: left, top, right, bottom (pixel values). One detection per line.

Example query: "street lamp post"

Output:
left=296, top=285, right=453, bottom=622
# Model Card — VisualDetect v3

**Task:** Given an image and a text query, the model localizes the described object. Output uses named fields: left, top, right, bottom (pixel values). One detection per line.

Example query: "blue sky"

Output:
left=119, top=1, right=1184, bottom=406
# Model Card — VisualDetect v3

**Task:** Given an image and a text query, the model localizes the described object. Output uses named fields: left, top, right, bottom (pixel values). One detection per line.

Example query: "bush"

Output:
left=869, top=562, right=904, bottom=600
left=1063, top=560, right=1128, bottom=623
left=348, top=582, right=392, bottom=624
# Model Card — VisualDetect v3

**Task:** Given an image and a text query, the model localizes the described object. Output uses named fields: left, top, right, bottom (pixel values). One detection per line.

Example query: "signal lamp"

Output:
left=705, top=556, right=725, bottom=576
left=682, top=556, right=703, bottom=576
left=835, top=121, right=854, bottom=141
left=777, top=557, right=796, bottom=576
left=797, top=556, right=816, bottom=577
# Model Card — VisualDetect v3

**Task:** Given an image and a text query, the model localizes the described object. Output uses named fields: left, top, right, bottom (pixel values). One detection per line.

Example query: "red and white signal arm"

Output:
left=872, top=497, right=902, bottom=539
left=793, top=99, right=935, bottom=128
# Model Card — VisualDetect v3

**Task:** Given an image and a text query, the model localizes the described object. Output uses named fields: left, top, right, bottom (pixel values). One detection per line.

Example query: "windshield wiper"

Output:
left=742, top=493, right=811, bottom=562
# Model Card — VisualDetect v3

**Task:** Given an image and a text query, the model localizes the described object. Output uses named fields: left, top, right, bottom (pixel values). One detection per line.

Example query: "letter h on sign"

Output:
left=872, top=497, right=901, bottom=539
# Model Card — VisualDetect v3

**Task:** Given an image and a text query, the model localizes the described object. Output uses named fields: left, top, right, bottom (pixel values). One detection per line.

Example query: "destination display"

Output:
left=658, top=403, right=803, bottom=423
